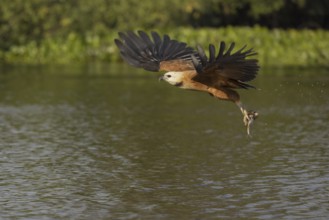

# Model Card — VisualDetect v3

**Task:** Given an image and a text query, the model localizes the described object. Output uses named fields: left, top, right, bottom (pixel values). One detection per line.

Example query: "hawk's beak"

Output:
left=158, top=76, right=164, bottom=81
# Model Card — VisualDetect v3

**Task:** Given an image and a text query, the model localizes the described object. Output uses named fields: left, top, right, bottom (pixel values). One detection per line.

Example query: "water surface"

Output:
left=0, top=64, right=328, bottom=219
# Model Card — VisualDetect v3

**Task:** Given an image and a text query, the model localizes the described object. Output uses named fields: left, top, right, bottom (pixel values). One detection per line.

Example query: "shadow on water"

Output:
left=0, top=64, right=328, bottom=219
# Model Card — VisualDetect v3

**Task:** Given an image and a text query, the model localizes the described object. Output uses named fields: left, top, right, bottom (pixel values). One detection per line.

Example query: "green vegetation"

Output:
left=1, top=0, right=328, bottom=66
left=1, top=27, right=328, bottom=67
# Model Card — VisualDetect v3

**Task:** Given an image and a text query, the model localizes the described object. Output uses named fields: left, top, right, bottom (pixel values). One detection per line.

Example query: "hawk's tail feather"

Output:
left=236, top=80, right=256, bottom=89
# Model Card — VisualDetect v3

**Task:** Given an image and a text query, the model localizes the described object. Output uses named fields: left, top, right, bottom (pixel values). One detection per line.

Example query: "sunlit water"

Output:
left=0, top=64, right=328, bottom=219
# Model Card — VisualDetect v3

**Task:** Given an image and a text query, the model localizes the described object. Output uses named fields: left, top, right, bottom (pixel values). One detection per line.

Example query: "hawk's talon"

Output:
left=241, top=109, right=258, bottom=136
left=242, top=110, right=250, bottom=126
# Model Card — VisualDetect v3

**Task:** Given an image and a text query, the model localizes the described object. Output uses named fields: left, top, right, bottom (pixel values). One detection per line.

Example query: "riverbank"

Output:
left=1, top=27, right=328, bottom=67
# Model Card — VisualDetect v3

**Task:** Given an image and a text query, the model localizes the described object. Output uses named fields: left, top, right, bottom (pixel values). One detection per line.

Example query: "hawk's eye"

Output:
left=167, top=75, right=171, bottom=78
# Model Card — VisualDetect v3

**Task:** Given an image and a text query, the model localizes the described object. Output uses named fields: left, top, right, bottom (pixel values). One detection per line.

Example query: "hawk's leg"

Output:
left=209, top=88, right=259, bottom=135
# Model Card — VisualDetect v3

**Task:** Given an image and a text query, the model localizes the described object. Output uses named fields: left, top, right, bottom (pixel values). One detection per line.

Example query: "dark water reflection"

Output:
left=0, top=64, right=328, bottom=219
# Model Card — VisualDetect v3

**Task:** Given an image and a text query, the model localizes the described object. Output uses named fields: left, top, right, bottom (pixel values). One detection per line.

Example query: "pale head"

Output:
left=160, top=71, right=184, bottom=86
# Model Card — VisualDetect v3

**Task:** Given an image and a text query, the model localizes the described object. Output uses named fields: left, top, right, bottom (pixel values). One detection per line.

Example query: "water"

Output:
left=0, top=64, right=328, bottom=219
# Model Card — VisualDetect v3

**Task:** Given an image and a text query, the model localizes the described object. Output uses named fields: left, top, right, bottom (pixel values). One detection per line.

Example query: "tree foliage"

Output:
left=0, top=0, right=328, bottom=66
left=1, top=0, right=329, bottom=48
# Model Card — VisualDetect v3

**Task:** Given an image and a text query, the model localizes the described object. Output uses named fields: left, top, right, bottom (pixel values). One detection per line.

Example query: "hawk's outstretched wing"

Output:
left=191, top=42, right=259, bottom=89
left=115, top=31, right=198, bottom=72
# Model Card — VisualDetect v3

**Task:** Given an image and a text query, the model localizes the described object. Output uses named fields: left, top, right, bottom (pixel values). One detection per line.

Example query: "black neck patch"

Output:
left=174, top=82, right=183, bottom=87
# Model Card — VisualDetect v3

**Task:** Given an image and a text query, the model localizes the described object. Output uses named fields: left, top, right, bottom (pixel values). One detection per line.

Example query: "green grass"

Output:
left=1, top=27, right=328, bottom=67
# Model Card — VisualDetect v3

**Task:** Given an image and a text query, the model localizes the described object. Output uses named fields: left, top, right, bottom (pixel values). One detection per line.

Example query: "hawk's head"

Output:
left=159, top=72, right=184, bottom=87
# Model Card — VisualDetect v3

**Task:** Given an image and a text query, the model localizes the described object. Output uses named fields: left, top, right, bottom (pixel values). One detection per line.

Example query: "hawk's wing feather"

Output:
left=208, top=44, right=216, bottom=63
left=115, top=31, right=198, bottom=72
left=192, top=42, right=259, bottom=88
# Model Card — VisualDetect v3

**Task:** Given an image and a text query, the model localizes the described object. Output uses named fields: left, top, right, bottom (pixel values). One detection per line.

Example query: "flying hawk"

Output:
left=115, top=31, right=259, bottom=135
